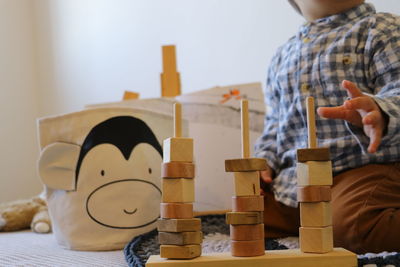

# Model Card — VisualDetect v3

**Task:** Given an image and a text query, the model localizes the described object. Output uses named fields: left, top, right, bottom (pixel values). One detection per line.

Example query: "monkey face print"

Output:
left=38, top=108, right=172, bottom=251
left=77, top=116, right=162, bottom=229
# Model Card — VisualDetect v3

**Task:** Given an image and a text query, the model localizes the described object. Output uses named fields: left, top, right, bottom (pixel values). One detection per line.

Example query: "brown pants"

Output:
left=264, top=163, right=400, bottom=254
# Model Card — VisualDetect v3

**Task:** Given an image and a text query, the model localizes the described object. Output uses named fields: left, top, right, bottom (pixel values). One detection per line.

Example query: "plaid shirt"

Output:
left=254, top=3, right=400, bottom=207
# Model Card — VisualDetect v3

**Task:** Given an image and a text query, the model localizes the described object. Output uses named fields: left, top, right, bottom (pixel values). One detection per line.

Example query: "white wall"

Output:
left=0, top=0, right=42, bottom=202
left=0, top=0, right=399, bottom=202
left=33, top=0, right=400, bottom=117
left=34, top=0, right=303, bottom=116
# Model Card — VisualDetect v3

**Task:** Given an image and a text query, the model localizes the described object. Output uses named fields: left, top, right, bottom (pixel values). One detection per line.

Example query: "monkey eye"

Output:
left=148, top=168, right=152, bottom=174
left=100, top=170, right=105, bottom=176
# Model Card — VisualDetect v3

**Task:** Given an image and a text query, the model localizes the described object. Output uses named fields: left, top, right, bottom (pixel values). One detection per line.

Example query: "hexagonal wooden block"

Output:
left=300, top=226, right=333, bottom=253
left=160, top=244, right=201, bottom=259
left=225, top=158, right=267, bottom=172
left=163, top=137, right=193, bottom=163
left=157, top=218, right=201, bottom=232
left=297, top=148, right=330, bottom=162
left=300, top=202, right=332, bottom=227
left=162, top=178, right=194, bottom=203
left=158, top=231, right=203, bottom=245
left=226, top=211, right=263, bottom=225
left=297, top=161, right=333, bottom=186
left=234, top=171, right=260, bottom=196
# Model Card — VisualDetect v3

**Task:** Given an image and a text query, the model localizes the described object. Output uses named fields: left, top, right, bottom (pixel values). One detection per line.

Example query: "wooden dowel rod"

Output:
left=241, top=100, right=250, bottom=158
left=306, top=97, right=317, bottom=148
left=174, top=102, right=182, bottom=138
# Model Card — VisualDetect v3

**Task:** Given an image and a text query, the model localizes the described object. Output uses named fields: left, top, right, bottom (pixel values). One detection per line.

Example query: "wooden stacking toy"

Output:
left=147, top=97, right=357, bottom=267
left=157, top=102, right=203, bottom=259
left=297, top=97, right=333, bottom=254
left=225, top=99, right=267, bottom=257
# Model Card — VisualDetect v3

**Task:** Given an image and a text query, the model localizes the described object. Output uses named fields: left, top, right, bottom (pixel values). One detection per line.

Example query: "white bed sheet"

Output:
left=0, top=231, right=127, bottom=267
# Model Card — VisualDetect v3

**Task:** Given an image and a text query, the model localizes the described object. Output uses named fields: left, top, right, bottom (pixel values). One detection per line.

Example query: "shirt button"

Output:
left=303, top=37, right=311, bottom=43
left=301, top=83, right=310, bottom=93
left=343, top=56, right=352, bottom=65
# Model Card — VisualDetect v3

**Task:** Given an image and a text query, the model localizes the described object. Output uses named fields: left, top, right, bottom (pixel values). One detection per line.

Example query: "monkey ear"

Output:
left=38, top=142, right=81, bottom=191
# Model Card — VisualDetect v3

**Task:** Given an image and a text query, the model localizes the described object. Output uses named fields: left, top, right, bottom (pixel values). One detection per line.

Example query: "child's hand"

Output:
left=260, top=165, right=275, bottom=195
left=317, top=80, right=388, bottom=153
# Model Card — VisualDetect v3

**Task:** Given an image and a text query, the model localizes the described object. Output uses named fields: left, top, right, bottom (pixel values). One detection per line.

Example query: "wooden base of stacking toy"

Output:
left=146, top=248, right=357, bottom=267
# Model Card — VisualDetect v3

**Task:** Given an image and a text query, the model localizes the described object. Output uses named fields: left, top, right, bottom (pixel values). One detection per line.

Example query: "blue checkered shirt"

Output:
left=254, top=3, right=400, bottom=207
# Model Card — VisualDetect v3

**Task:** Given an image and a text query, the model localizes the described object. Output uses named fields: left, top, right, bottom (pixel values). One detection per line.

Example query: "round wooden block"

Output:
left=230, top=224, right=264, bottom=241
left=160, top=203, right=193, bottom=219
left=232, top=196, right=264, bottom=212
left=225, top=158, right=267, bottom=172
left=231, top=239, right=265, bottom=257
left=297, top=186, right=331, bottom=202
left=162, top=162, right=195, bottom=178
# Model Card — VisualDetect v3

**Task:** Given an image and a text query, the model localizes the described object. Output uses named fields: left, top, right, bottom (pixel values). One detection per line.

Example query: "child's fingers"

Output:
left=317, top=106, right=346, bottom=119
left=344, top=97, right=376, bottom=113
left=342, top=80, right=363, bottom=98
left=367, top=127, right=382, bottom=153
left=317, top=106, right=362, bottom=127
left=260, top=188, right=265, bottom=196
left=260, top=170, right=273, bottom=184
left=362, top=110, right=381, bottom=126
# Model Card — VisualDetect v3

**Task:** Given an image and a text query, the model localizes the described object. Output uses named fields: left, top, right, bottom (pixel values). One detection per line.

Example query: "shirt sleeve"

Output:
left=254, top=52, right=281, bottom=172
left=346, top=20, right=400, bottom=151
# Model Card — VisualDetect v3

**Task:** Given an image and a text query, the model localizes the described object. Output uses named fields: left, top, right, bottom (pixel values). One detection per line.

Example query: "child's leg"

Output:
left=332, top=163, right=400, bottom=254
left=263, top=189, right=300, bottom=238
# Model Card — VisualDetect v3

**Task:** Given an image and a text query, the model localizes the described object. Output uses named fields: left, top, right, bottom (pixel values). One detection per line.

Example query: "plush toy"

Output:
left=0, top=196, right=51, bottom=233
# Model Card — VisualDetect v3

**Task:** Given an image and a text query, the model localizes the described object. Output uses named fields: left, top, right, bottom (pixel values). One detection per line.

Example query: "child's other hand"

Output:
left=317, top=80, right=388, bottom=153
left=260, top=166, right=275, bottom=195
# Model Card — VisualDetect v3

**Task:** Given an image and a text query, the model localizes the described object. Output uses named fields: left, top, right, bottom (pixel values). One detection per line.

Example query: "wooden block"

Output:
left=231, top=239, right=265, bottom=257
left=297, top=161, right=333, bottom=186
left=225, top=158, right=267, bottom=172
left=161, top=45, right=181, bottom=97
left=232, top=196, right=264, bottom=212
left=300, top=202, right=332, bottom=227
left=123, top=91, right=140, bottom=100
left=160, top=203, right=193, bottom=219
left=297, top=186, right=331, bottom=202
left=297, top=148, right=330, bottom=162
left=162, top=178, right=194, bottom=203
left=163, top=137, right=193, bottom=163
left=226, top=212, right=263, bottom=225
left=157, top=218, right=201, bottom=232
left=230, top=224, right=264, bottom=241
left=160, top=244, right=201, bottom=259
left=234, top=171, right=260, bottom=196
left=158, top=231, right=203, bottom=245
left=162, top=162, right=195, bottom=178
left=147, top=248, right=357, bottom=267
left=300, top=226, right=333, bottom=253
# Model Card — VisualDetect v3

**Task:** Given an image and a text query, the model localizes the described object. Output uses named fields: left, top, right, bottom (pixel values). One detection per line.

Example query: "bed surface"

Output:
left=0, top=231, right=127, bottom=267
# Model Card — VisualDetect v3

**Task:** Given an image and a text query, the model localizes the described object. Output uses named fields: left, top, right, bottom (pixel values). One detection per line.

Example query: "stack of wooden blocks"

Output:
left=225, top=100, right=267, bottom=257
left=157, top=103, right=203, bottom=259
left=296, top=97, right=333, bottom=254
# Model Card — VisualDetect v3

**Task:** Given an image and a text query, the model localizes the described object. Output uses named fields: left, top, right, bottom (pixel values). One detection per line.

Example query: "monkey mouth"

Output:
left=123, top=208, right=138, bottom=215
